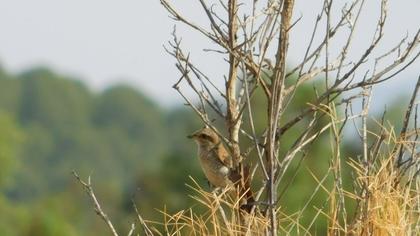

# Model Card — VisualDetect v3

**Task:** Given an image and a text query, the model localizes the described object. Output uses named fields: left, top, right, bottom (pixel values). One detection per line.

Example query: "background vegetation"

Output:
left=0, top=64, right=411, bottom=235
left=0, top=65, right=203, bottom=235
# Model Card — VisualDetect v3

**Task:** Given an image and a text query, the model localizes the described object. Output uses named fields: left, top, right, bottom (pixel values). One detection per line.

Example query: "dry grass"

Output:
left=143, top=125, right=420, bottom=236
left=345, top=130, right=420, bottom=236
left=147, top=178, right=269, bottom=236
left=348, top=157, right=420, bottom=235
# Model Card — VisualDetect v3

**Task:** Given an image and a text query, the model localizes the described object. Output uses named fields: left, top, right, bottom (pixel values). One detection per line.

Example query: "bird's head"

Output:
left=188, top=127, right=220, bottom=147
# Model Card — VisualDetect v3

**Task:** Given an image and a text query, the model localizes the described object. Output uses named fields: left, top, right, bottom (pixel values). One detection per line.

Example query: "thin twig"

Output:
left=72, top=171, right=119, bottom=236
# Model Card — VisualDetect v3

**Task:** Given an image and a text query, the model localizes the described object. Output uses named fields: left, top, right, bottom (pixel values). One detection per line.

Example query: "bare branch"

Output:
left=72, top=171, right=119, bottom=236
left=132, top=199, right=154, bottom=236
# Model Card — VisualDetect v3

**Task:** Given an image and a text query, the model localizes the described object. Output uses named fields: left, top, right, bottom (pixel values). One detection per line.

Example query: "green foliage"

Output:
left=0, top=69, right=22, bottom=114
left=0, top=66, right=203, bottom=235
left=19, top=68, right=92, bottom=127
left=0, top=111, right=23, bottom=187
left=0, top=195, right=29, bottom=236
left=93, top=85, right=168, bottom=171
left=0, top=65, right=407, bottom=235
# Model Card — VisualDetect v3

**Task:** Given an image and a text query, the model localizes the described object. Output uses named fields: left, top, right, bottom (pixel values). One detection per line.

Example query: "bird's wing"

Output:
left=216, top=144, right=233, bottom=168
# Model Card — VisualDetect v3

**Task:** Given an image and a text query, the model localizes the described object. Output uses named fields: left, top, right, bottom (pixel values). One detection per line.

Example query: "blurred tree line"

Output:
left=0, top=66, right=204, bottom=235
left=0, top=65, right=407, bottom=235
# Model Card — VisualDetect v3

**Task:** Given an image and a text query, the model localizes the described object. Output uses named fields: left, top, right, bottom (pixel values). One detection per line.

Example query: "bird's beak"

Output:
left=187, top=134, right=195, bottom=139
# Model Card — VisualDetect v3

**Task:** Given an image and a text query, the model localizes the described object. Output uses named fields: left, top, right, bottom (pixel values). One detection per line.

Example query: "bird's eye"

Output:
left=200, top=134, right=213, bottom=141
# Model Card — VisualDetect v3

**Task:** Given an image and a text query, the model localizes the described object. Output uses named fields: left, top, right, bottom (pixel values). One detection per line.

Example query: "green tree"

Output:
left=0, top=111, right=23, bottom=187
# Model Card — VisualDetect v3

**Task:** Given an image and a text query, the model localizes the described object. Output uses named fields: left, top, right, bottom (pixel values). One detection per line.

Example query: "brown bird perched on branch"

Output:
left=188, top=127, right=234, bottom=188
left=188, top=127, right=255, bottom=212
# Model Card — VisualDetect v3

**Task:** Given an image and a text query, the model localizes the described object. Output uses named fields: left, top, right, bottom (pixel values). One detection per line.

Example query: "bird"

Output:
left=188, top=127, right=255, bottom=212
left=188, top=127, right=235, bottom=188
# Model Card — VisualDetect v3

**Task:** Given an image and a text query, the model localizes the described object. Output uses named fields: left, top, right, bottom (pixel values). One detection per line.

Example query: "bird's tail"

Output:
left=230, top=164, right=255, bottom=213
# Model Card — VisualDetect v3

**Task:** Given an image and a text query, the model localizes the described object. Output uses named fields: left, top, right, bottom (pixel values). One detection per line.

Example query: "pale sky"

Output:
left=0, top=0, right=418, bottom=107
